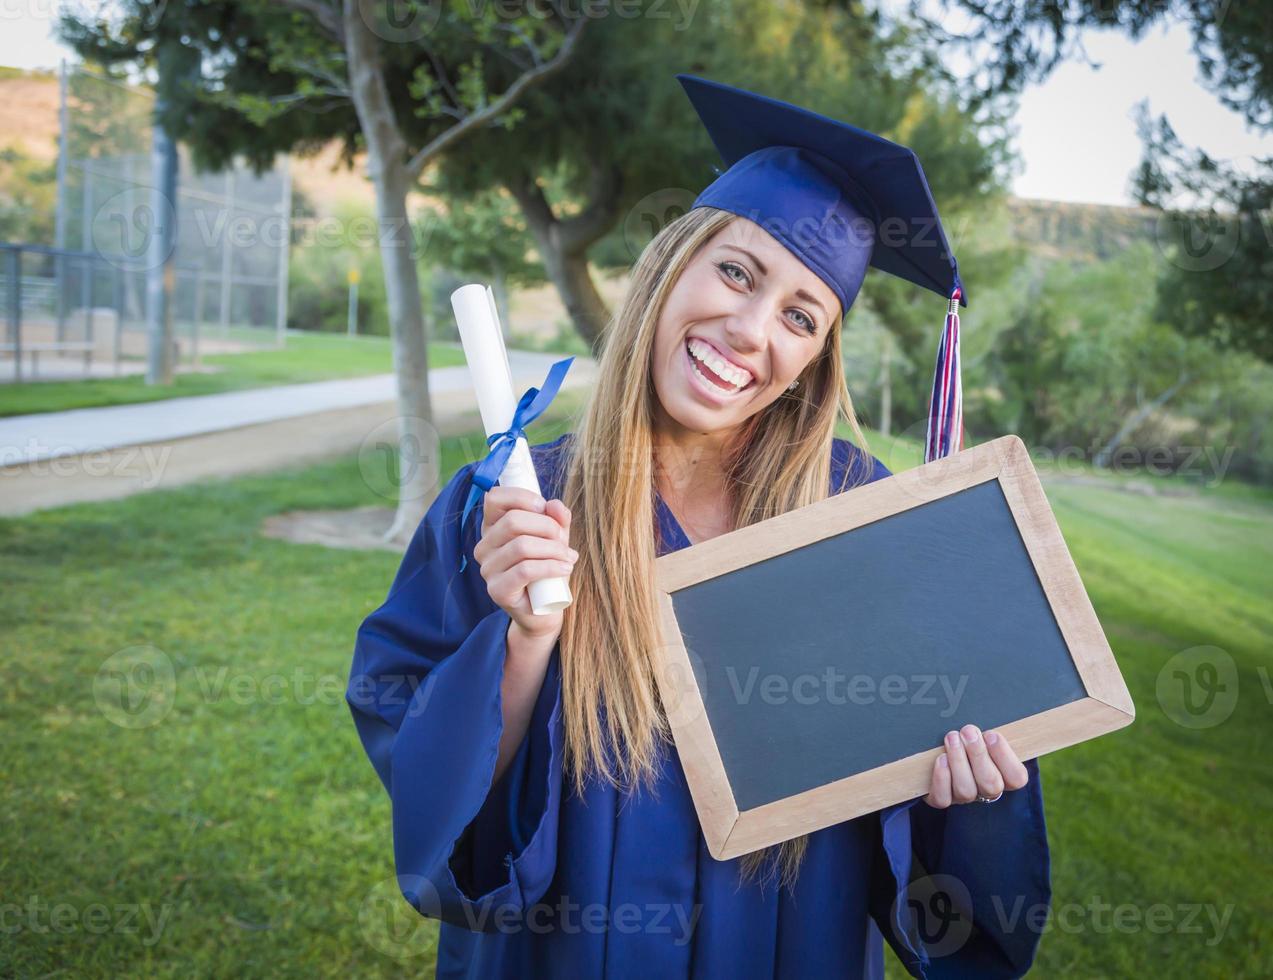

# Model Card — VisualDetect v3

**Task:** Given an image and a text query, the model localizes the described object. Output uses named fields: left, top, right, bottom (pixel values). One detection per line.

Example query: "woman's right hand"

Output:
left=473, top=486, right=577, bottom=641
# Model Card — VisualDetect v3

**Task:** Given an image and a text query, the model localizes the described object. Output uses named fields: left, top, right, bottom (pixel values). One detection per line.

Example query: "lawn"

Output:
left=0, top=411, right=1269, bottom=977
left=0, top=331, right=467, bottom=418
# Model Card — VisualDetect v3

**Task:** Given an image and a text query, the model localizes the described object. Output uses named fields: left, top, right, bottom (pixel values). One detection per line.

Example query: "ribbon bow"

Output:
left=458, top=356, right=574, bottom=573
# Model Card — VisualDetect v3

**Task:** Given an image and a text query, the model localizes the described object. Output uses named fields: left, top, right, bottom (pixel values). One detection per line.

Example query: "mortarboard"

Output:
left=676, top=73, right=966, bottom=462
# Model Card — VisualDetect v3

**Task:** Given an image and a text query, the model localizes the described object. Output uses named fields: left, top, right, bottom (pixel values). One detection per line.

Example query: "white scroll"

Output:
left=450, top=283, right=574, bottom=616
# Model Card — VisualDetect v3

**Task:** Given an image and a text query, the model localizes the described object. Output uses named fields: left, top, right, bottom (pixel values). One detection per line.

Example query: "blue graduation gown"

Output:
left=348, top=432, right=1051, bottom=979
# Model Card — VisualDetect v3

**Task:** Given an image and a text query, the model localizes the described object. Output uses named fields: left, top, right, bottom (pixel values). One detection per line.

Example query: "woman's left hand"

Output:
left=924, top=724, right=1030, bottom=808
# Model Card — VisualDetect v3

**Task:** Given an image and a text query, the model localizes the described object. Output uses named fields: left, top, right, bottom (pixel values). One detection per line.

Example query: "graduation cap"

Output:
left=676, top=73, right=966, bottom=462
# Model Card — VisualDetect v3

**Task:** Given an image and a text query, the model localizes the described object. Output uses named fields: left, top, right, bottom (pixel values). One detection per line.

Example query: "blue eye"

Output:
left=789, top=309, right=817, bottom=334
left=718, top=259, right=817, bottom=335
left=717, top=260, right=751, bottom=286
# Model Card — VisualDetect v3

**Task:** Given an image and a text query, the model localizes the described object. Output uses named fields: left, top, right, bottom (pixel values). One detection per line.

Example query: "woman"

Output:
left=348, top=76, right=1051, bottom=979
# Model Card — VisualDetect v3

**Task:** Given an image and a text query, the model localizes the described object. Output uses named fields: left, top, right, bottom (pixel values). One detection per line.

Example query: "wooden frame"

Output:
left=652, top=434, right=1135, bottom=861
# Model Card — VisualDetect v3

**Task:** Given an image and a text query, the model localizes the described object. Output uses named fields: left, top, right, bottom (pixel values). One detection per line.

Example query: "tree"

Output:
left=1132, top=104, right=1273, bottom=363
left=61, top=0, right=586, bottom=541
left=910, top=0, right=1273, bottom=364
left=428, top=0, right=1012, bottom=356
left=415, top=185, right=544, bottom=323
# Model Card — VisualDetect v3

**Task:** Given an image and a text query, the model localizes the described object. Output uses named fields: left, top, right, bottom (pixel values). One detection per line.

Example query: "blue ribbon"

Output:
left=457, top=356, right=574, bottom=573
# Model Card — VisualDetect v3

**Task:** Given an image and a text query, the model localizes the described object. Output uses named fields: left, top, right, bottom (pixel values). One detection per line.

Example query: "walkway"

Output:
left=0, top=349, right=594, bottom=515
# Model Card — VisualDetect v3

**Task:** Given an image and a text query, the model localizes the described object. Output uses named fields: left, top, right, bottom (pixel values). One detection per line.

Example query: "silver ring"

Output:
left=975, top=789, right=1003, bottom=804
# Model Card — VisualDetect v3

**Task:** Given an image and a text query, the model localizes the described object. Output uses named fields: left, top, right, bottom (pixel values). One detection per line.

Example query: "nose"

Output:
left=722, top=295, right=768, bottom=354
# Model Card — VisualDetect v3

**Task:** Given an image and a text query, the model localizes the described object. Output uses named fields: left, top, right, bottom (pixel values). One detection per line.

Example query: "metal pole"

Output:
left=9, top=249, right=22, bottom=383
left=55, top=59, right=69, bottom=342
left=219, top=169, right=233, bottom=338
left=145, top=114, right=178, bottom=385
left=192, top=268, right=204, bottom=366
left=112, top=266, right=123, bottom=375
left=274, top=155, right=292, bottom=348
left=347, top=273, right=359, bottom=336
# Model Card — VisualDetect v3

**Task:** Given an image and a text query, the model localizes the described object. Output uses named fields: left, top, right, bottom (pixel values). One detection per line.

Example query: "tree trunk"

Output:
left=1093, top=370, right=1190, bottom=469
left=505, top=160, right=621, bottom=354
left=343, top=0, right=435, bottom=544
left=551, top=252, right=610, bottom=353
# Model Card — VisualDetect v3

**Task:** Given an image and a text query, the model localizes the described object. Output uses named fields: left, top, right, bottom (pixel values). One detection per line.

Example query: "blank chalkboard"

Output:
left=653, top=435, right=1134, bottom=860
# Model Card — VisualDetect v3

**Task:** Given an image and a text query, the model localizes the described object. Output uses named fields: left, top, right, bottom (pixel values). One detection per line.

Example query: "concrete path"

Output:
left=0, top=349, right=594, bottom=516
left=1, top=349, right=583, bottom=465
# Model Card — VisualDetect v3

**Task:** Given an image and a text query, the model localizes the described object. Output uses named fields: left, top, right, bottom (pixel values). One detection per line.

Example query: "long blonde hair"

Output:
left=558, top=205, right=876, bottom=890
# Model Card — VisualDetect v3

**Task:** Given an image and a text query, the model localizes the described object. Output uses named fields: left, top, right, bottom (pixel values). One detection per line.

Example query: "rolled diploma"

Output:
left=451, top=283, right=573, bottom=616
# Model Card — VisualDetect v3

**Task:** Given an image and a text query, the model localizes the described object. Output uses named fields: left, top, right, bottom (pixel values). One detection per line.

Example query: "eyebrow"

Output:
left=720, top=244, right=830, bottom=320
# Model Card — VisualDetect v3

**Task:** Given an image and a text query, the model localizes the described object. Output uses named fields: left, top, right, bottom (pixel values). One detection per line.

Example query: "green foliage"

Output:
left=921, top=0, right=1272, bottom=128
left=287, top=202, right=394, bottom=336
left=0, top=145, right=57, bottom=245
left=973, top=241, right=1273, bottom=481
left=1133, top=104, right=1273, bottom=364
left=414, top=187, right=543, bottom=290
left=927, top=1, right=1273, bottom=366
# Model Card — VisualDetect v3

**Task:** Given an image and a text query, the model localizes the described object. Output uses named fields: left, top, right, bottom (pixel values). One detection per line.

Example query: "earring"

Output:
left=786, top=379, right=800, bottom=392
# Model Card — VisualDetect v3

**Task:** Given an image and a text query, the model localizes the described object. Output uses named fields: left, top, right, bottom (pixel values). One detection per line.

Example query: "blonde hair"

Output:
left=558, top=205, right=876, bottom=891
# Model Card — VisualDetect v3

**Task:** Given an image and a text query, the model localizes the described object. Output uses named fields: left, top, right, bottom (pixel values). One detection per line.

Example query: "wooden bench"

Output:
left=0, top=341, right=96, bottom=378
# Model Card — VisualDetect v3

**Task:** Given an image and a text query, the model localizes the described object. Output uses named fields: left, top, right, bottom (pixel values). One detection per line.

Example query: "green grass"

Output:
left=0, top=331, right=467, bottom=418
left=1, top=416, right=1269, bottom=977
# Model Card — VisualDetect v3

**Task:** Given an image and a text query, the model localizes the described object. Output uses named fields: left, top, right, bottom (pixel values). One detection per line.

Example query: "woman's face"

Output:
left=651, top=218, right=841, bottom=438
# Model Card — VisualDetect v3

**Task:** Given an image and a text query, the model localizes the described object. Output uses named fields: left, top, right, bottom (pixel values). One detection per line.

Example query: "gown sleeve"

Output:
left=869, top=760, right=1050, bottom=978
left=346, top=461, right=565, bottom=931
left=859, top=448, right=1051, bottom=977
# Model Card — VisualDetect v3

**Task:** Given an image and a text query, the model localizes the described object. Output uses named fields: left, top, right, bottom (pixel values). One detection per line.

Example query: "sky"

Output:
left=0, top=0, right=1268, bottom=207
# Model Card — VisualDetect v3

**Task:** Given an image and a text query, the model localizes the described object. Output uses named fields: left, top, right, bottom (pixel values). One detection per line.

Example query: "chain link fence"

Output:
left=1, top=64, right=291, bottom=381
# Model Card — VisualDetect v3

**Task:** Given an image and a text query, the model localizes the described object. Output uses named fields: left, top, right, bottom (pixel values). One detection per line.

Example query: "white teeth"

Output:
left=687, top=338, right=752, bottom=391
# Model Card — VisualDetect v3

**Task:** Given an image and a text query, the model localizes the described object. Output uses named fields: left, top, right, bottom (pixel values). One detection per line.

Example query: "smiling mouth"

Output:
left=685, top=338, right=757, bottom=396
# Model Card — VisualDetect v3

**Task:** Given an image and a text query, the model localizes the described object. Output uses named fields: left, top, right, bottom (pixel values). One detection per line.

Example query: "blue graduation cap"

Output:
left=676, top=73, right=966, bottom=462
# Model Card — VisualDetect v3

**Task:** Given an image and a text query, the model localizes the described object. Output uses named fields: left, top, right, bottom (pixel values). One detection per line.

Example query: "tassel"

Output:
left=924, top=286, right=963, bottom=463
